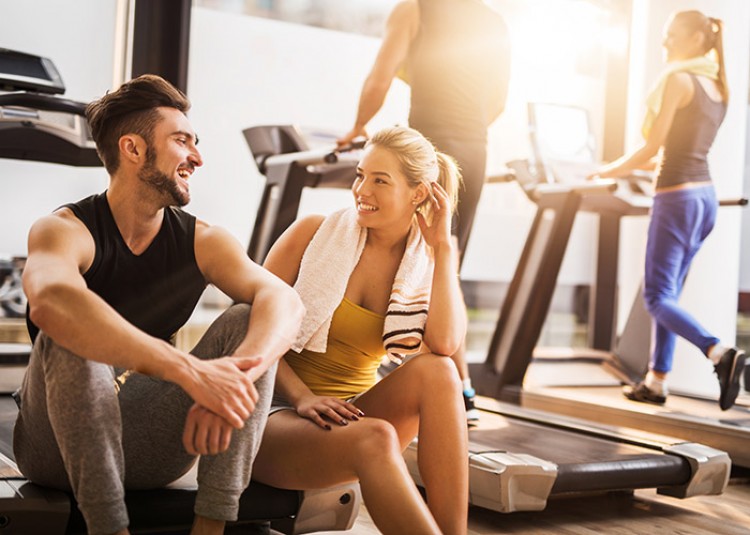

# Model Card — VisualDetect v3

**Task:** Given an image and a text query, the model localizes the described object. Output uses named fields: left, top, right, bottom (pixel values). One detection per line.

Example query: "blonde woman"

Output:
left=254, top=126, right=469, bottom=534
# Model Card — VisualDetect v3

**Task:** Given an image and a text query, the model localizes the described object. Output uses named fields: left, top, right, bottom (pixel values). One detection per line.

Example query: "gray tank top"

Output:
left=657, top=74, right=727, bottom=189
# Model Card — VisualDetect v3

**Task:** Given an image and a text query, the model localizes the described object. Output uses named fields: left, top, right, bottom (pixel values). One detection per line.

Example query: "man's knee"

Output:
left=192, top=304, right=254, bottom=358
left=28, top=333, right=115, bottom=390
left=219, top=303, right=252, bottom=325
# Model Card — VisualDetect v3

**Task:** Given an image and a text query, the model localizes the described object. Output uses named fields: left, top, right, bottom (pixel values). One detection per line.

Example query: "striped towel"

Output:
left=292, top=207, right=434, bottom=362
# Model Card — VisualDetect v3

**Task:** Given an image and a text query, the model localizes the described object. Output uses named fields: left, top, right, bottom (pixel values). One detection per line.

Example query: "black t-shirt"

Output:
left=407, top=0, right=511, bottom=141
left=27, top=192, right=207, bottom=343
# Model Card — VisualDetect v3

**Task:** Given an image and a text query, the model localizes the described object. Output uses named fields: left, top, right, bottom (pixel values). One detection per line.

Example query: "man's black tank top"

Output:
left=657, top=74, right=727, bottom=189
left=27, top=192, right=207, bottom=343
left=407, top=0, right=510, bottom=141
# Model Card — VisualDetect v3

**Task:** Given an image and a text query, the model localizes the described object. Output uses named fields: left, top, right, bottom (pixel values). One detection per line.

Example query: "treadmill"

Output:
left=242, top=124, right=364, bottom=264
left=243, top=125, right=732, bottom=514
left=0, top=49, right=360, bottom=534
left=470, top=103, right=750, bottom=469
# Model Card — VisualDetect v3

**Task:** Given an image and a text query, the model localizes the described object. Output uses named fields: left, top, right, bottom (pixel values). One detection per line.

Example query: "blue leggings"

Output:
left=644, top=185, right=720, bottom=373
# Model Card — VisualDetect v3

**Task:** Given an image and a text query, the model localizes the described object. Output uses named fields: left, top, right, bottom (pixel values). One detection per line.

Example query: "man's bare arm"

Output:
left=195, top=223, right=305, bottom=382
left=24, top=211, right=257, bottom=428
left=338, top=0, right=419, bottom=146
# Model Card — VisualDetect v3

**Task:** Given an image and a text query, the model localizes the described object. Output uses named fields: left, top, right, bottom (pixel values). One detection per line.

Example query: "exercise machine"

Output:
left=0, top=49, right=360, bottom=534
left=243, top=125, right=363, bottom=263
left=470, top=103, right=750, bottom=468
left=471, top=171, right=750, bottom=466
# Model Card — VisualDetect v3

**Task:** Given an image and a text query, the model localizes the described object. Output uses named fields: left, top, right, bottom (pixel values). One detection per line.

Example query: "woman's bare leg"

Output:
left=356, top=354, right=468, bottom=535
left=253, top=411, right=440, bottom=534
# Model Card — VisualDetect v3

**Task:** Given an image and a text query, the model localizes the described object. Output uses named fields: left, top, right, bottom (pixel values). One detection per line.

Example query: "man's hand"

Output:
left=336, top=126, right=368, bottom=148
left=183, top=404, right=234, bottom=455
left=184, top=356, right=262, bottom=429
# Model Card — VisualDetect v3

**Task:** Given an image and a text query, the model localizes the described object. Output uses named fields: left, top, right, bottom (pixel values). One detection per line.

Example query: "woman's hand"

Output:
left=416, top=182, right=453, bottom=250
left=295, top=394, right=364, bottom=430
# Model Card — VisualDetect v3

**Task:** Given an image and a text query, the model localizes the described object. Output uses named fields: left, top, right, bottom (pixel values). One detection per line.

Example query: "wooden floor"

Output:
left=311, top=478, right=750, bottom=535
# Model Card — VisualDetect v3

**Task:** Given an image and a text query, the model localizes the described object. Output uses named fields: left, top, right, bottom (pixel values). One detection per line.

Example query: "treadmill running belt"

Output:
left=469, top=422, right=692, bottom=494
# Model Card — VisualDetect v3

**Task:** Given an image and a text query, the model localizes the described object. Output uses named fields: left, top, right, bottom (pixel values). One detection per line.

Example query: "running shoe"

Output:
left=623, top=381, right=667, bottom=405
left=714, top=347, right=746, bottom=411
left=464, top=388, right=480, bottom=423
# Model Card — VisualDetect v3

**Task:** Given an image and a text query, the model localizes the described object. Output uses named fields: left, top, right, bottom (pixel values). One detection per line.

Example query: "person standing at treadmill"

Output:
left=337, top=0, right=511, bottom=419
left=592, top=11, right=745, bottom=410
left=13, top=74, right=304, bottom=535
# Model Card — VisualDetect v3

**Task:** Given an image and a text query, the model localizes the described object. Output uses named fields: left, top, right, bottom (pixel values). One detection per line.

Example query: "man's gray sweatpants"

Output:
left=13, top=304, right=275, bottom=535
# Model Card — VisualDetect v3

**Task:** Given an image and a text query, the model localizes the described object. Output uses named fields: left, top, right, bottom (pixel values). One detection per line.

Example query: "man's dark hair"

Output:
left=85, top=74, right=191, bottom=174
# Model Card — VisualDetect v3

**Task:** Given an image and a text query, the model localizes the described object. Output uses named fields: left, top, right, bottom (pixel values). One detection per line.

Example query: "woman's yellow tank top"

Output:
left=284, top=298, right=386, bottom=399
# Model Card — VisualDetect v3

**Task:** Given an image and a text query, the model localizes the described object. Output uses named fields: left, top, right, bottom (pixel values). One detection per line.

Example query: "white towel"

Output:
left=292, top=207, right=434, bottom=362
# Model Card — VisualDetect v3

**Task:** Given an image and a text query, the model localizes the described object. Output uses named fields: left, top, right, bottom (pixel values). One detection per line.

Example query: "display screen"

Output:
left=527, top=102, right=602, bottom=184
left=0, top=48, right=64, bottom=94
left=530, top=103, right=595, bottom=164
left=0, top=54, right=51, bottom=81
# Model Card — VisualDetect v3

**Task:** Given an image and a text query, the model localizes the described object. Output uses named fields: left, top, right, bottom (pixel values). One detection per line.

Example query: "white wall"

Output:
left=186, top=9, right=410, bottom=247
left=622, top=0, right=750, bottom=396
left=465, top=0, right=608, bottom=284
left=187, top=3, right=611, bottom=286
left=0, top=0, right=117, bottom=257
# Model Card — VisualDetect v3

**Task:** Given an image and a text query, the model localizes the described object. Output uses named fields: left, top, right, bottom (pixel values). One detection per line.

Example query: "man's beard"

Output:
left=138, top=149, right=190, bottom=207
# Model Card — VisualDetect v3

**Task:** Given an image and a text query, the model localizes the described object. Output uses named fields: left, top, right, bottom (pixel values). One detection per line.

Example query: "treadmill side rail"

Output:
left=468, top=451, right=558, bottom=512
left=272, top=483, right=361, bottom=535
left=404, top=440, right=558, bottom=513
left=658, top=443, right=731, bottom=498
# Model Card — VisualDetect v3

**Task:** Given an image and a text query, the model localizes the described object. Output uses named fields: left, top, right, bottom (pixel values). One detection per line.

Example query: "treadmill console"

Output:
left=0, top=49, right=100, bottom=167
left=0, top=48, right=65, bottom=95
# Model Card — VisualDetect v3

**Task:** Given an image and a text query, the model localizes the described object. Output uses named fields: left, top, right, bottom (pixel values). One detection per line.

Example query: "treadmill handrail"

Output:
left=0, top=92, right=87, bottom=116
left=530, top=178, right=617, bottom=201
left=263, top=146, right=361, bottom=169
left=718, top=197, right=748, bottom=207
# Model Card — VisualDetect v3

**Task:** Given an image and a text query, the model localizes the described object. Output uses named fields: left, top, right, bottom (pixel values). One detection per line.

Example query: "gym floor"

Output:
left=316, top=478, right=750, bottom=534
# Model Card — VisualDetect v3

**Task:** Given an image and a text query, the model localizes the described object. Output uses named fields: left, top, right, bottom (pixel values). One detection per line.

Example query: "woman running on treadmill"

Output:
left=253, top=126, right=468, bottom=534
left=592, top=10, right=745, bottom=410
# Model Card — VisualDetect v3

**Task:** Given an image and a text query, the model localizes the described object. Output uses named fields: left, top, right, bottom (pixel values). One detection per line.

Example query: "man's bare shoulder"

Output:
left=193, top=218, right=236, bottom=244
left=30, top=207, right=88, bottom=239
left=26, top=207, right=95, bottom=273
